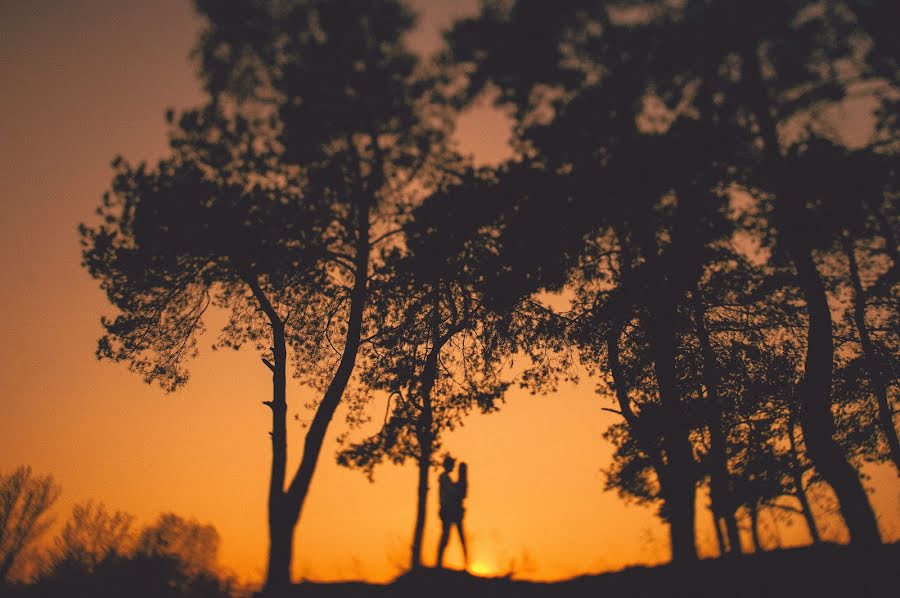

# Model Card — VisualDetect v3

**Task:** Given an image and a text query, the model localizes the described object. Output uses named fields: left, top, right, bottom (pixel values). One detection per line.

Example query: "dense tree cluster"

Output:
left=78, top=0, right=897, bottom=591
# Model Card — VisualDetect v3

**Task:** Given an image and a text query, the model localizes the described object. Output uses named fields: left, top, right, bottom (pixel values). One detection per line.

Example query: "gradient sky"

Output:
left=1, top=0, right=897, bottom=586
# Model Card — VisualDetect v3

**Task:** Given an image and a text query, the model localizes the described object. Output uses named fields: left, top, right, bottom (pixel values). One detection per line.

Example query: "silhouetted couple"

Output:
left=437, top=455, right=468, bottom=569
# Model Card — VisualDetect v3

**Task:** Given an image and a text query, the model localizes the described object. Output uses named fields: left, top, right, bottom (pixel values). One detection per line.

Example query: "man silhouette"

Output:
left=436, top=455, right=468, bottom=569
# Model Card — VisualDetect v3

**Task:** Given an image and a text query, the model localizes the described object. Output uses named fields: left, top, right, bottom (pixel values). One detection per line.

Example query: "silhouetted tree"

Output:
left=80, top=104, right=336, bottom=594
left=29, top=510, right=232, bottom=598
left=135, top=513, right=221, bottom=577
left=191, top=1, right=458, bottom=589
left=445, top=1, right=755, bottom=561
left=0, top=466, right=60, bottom=582
left=815, top=150, right=899, bottom=475
left=47, top=500, right=134, bottom=574
left=660, top=0, right=886, bottom=545
left=84, top=0, right=456, bottom=591
left=336, top=177, right=555, bottom=569
left=444, top=0, right=896, bottom=554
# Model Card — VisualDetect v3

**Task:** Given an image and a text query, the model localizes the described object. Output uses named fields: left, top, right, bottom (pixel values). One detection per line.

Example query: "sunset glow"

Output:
left=1, top=0, right=898, bottom=593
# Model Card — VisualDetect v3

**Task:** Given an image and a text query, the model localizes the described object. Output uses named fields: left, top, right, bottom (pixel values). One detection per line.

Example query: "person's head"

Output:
left=442, top=455, right=455, bottom=472
left=458, top=462, right=467, bottom=475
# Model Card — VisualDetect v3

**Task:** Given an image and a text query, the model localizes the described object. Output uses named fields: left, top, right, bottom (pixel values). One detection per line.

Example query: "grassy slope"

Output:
left=285, top=542, right=898, bottom=598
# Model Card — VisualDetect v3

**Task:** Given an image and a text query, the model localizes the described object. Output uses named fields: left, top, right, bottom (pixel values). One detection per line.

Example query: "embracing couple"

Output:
left=436, top=455, right=468, bottom=569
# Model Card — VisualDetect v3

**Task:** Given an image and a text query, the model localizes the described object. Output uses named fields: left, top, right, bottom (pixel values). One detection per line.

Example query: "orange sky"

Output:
left=1, top=0, right=898, bottom=586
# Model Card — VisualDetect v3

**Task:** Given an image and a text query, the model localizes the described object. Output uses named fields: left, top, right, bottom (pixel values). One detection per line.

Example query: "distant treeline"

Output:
left=0, top=466, right=236, bottom=597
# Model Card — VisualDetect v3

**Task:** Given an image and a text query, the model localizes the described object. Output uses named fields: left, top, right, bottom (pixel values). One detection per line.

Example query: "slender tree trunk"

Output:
left=787, top=416, right=821, bottom=545
left=742, top=45, right=882, bottom=547
left=283, top=194, right=371, bottom=527
left=691, top=288, right=742, bottom=556
left=790, top=245, right=881, bottom=545
left=0, top=553, right=16, bottom=583
left=795, top=474, right=821, bottom=545
left=748, top=502, right=763, bottom=553
left=709, top=488, right=742, bottom=556
left=724, top=510, right=742, bottom=555
left=246, top=279, right=296, bottom=593
left=264, top=332, right=295, bottom=591
left=410, top=450, right=432, bottom=570
left=410, top=298, right=453, bottom=570
left=411, top=354, right=438, bottom=570
left=711, top=506, right=727, bottom=557
left=843, top=234, right=900, bottom=475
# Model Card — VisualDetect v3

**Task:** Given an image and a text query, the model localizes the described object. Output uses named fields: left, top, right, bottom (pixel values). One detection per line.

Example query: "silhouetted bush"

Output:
left=17, top=553, right=233, bottom=598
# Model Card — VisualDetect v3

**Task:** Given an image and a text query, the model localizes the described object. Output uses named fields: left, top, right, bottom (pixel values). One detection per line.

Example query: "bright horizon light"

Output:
left=469, top=560, right=496, bottom=577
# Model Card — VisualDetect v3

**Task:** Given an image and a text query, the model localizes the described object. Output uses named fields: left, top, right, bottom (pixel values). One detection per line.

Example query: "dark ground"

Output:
left=281, top=543, right=898, bottom=598
left=7, top=543, right=895, bottom=597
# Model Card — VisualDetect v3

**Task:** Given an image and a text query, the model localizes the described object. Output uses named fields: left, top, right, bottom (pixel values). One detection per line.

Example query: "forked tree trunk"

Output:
left=257, top=192, right=372, bottom=593
left=246, top=278, right=295, bottom=592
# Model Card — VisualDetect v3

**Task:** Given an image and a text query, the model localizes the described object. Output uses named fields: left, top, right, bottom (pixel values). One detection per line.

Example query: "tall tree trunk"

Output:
left=257, top=191, right=372, bottom=592
left=410, top=297, right=457, bottom=570
left=606, top=319, right=669, bottom=520
left=410, top=355, right=438, bottom=570
left=742, top=45, right=882, bottom=547
left=691, top=288, right=742, bottom=555
left=842, top=233, right=900, bottom=475
left=283, top=195, right=371, bottom=529
left=787, top=415, right=822, bottom=545
left=626, top=215, right=697, bottom=562
left=246, top=279, right=295, bottom=593
left=649, top=288, right=697, bottom=562
left=605, top=238, right=674, bottom=559
left=723, top=510, right=742, bottom=555
left=789, top=244, right=881, bottom=545
left=410, top=449, right=432, bottom=570
left=265, top=514, right=296, bottom=592
left=265, top=328, right=295, bottom=591
left=748, top=502, right=763, bottom=553
left=795, top=472, right=821, bottom=545
left=710, top=504, right=727, bottom=557
left=610, top=320, right=694, bottom=560
left=709, top=492, right=742, bottom=556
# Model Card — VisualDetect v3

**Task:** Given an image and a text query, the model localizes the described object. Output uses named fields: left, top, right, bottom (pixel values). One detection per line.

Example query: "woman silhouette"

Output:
left=437, top=458, right=469, bottom=569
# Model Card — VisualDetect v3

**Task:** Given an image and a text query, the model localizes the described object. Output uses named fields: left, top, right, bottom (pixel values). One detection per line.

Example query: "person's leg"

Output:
left=437, top=520, right=451, bottom=569
left=455, top=519, right=469, bottom=568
